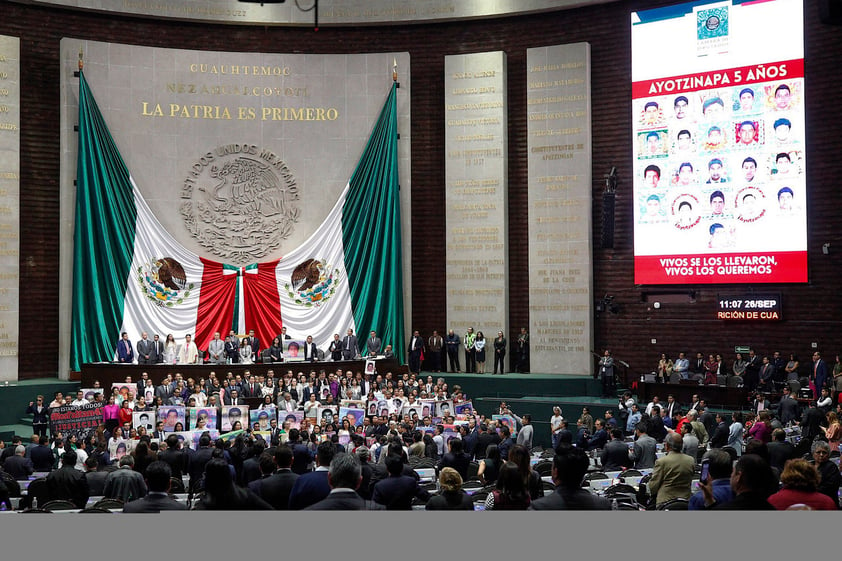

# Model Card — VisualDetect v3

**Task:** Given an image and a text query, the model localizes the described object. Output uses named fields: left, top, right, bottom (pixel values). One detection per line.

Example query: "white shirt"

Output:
left=433, top=434, right=445, bottom=456
left=178, top=341, right=199, bottom=364
left=75, top=448, right=89, bottom=471
left=551, top=414, right=564, bottom=434
left=71, top=399, right=89, bottom=407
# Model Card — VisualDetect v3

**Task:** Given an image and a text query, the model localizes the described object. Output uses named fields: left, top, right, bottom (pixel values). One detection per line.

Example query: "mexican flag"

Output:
left=70, top=70, right=405, bottom=370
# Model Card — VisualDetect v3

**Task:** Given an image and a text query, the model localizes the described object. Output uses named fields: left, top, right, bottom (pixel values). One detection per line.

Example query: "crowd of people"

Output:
left=3, top=362, right=841, bottom=511
left=652, top=349, right=842, bottom=398
left=111, top=327, right=532, bottom=375
left=574, top=387, right=842, bottom=510
left=0, top=370, right=548, bottom=511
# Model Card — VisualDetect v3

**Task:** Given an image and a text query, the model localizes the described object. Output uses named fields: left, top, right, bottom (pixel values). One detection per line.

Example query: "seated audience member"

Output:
left=768, top=459, right=838, bottom=510
left=528, top=444, right=611, bottom=510
left=123, top=461, right=188, bottom=512
left=600, top=430, right=632, bottom=471
left=476, top=444, right=501, bottom=486
left=425, top=467, right=474, bottom=511
left=812, top=440, right=842, bottom=506
left=83, top=456, right=109, bottom=496
left=647, top=432, right=695, bottom=507
left=689, top=449, right=735, bottom=510
left=45, top=450, right=89, bottom=509
left=304, top=452, right=382, bottom=510
left=3, top=445, right=33, bottom=480
left=484, top=461, right=531, bottom=510
left=701, top=454, right=776, bottom=510
left=193, top=458, right=273, bottom=510
left=103, top=455, right=147, bottom=503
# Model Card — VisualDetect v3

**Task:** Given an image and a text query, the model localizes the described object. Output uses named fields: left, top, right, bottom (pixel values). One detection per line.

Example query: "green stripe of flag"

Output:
left=342, top=83, right=406, bottom=361
left=70, top=70, right=138, bottom=371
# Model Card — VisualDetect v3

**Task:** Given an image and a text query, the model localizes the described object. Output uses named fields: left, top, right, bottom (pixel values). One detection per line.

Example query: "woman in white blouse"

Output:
left=239, top=339, right=253, bottom=364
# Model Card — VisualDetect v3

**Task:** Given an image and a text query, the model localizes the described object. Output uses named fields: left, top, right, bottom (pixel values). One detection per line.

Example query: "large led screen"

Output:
left=632, top=0, right=805, bottom=284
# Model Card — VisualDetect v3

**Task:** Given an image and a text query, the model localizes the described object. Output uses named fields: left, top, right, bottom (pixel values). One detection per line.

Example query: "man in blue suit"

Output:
left=372, top=455, right=430, bottom=510
left=812, top=351, right=828, bottom=399
left=288, top=441, right=335, bottom=510
left=116, top=332, right=134, bottom=363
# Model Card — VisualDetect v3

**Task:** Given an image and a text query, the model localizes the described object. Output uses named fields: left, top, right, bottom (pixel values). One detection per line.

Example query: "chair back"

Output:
left=41, top=499, right=77, bottom=511
left=657, top=497, right=689, bottom=510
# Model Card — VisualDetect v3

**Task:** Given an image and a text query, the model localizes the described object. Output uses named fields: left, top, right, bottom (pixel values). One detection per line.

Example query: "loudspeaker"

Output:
left=820, top=0, right=842, bottom=25
left=601, top=191, right=616, bottom=249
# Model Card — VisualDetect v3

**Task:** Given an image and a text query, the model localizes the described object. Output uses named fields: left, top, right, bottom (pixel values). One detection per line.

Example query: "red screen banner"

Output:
left=635, top=250, right=807, bottom=284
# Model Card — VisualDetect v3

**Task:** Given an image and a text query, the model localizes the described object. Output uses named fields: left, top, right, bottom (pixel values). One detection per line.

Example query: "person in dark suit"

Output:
left=222, top=390, right=243, bottom=406
left=811, top=351, right=828, bottom=399
left=187, top=434, right=215, bottom=493
left=26, top=396, right=50, bottom=437
left=437, top=438, right=471, bottom=481
left=355, top=446, right=375, bottom=499
left=766, top=428, right=797, bottom=472
left=240, top=441, right=266, bottom=486
left=587, top=419, right=609, bottom=450
left=709, top=413, right=730, bottom=449
left=241, top=376, right=262, bottom=399
left=116, top=331, right=134, bottom=363
left=251, top=445, right=299, bottom=510
left=30, top=435, right=54, bottom=472
left=365, top=331, right=382, bottom=357
left=46, top=451, right=89, bottom=508
left=245, top=330, right=260, bottom=358
left=3, top=445, right=33, bottom=480
left=304, top=451, right=383, bottom=510
left=286, top=429, right=314, bottom=475
left=744, top=349, right=761, bottom=392
left=160, top=434, right=188, bottom=480
left=103, top=455, right=147, bottom=502
left=407, top=330, right=424, bottom=374
left=83, top=456, right=109, bottom=496
left=247, top=451, right=276, bottom=495
left=151, top=334, right=164, bottom=364
left=136, top=332, right=155, bottom=365
left=328, top=334, right=344, bottom=361
left=341, top=328, right=359, bottom=360
left=372, top=455, right=430, bottom=510
left=776, top=385, right=801, bottom=426
left=288, top=441, right=335, bottom=510
left=303, top=335, right=319, bottom=362
left=123, top=461, right=187, bottom=512
left=599, top=430, right=632, bottom=471
left=529, top=445, right=611, bottom=510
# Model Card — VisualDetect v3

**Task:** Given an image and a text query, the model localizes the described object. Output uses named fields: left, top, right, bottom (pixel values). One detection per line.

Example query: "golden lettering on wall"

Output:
left=166, top=83, right=308, bottom=97
left=140, top=102, right=339, bottom=121
left=189, top=64, right=291, bottom=76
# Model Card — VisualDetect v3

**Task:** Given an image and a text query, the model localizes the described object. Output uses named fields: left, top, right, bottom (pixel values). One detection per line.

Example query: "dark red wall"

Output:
left=3, top=1, right=841, bottom=379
